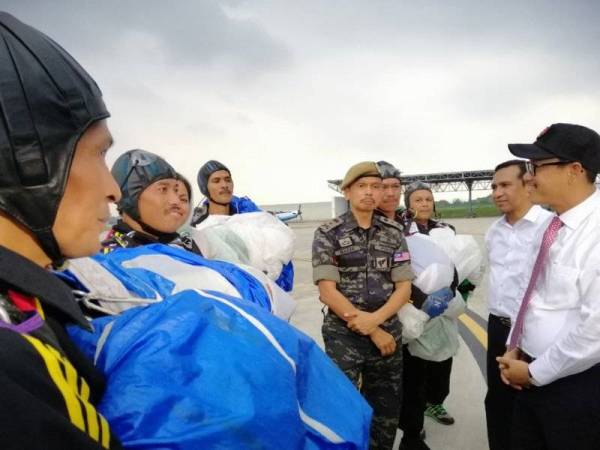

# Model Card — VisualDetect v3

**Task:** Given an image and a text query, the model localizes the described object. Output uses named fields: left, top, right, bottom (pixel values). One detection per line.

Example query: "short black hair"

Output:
left=494, top=159, right=526, bottom=179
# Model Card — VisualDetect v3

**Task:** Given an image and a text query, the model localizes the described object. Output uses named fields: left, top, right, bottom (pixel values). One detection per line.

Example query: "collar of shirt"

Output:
left=339, top=210, right=381, bottom=233
left=0, top=245, right=89, bottom=329
left=558, top=189, right=600, bottom=231
left=500, top=204, right=545, bottom=228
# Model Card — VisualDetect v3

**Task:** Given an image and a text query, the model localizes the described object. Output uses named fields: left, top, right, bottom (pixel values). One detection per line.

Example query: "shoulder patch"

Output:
left=319, top=217, right=344, bottom=232
left=378, top=215, right=403, bottom=230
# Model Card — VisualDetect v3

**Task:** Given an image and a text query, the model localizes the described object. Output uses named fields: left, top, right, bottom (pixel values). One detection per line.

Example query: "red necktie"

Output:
left=509, top=216, right=563, bottom=350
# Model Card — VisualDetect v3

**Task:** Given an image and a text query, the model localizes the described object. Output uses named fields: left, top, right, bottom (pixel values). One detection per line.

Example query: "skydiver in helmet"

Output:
left=376, top=160, right=405, bottom=221
left=190, top=160, right=261, bottom=226
left=191, top=160, right=295, bottom=292
left=0, top=12, right=123, bottom=449
left=103, top=149, right=200, bottom=254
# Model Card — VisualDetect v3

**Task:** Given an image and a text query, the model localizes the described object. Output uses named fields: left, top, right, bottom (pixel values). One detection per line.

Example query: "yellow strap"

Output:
left=22, top=335, right=111, bottom=448
left=100, top=414, right=111, bottom=448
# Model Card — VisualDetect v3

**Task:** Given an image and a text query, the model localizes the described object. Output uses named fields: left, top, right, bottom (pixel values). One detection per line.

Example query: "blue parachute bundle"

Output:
left=67, top=246, right=371, bottom=449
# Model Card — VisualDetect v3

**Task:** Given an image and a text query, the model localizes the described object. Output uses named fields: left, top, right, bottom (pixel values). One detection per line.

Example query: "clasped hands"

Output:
left=343, top=309, right=382, bottom=335
left=496, top=348, right=532, bottom=390
left=343, top=310, right=396, bottom=357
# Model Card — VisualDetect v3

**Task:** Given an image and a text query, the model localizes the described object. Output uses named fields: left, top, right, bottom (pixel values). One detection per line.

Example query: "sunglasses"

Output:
left=525, top=160, right=573, bottom=175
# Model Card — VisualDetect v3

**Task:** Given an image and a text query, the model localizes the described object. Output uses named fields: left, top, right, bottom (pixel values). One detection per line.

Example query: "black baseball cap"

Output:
left=508, top=123, right=600, bottom=172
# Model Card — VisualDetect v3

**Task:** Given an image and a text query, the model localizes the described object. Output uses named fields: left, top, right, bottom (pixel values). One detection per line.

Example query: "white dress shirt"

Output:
left=485, top=205, right=552, bottom=321
left=517, top=189, right=600, bottom=385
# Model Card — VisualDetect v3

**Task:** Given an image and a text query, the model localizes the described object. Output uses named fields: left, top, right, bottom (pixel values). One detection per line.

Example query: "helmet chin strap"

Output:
left=137, top=219, right=180, bottom=244
left=35, top=228, right=67, bottom=270
left=125, top=209, right=180, bottom=244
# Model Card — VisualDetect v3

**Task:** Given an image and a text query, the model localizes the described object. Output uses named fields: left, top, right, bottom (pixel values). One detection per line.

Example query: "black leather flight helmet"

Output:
left=376, top=160, right=401, bottom=181
left=0, top=13, right=109, bottom=265
left=196, top=160, right=231, bottom=205
left=111, top=149, right=178, bottom=223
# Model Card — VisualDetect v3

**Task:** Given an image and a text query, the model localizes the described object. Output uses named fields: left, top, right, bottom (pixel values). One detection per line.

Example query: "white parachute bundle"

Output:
left=399, top=229, right=483, bottom=349
left=192, top=211, right=295, bottom=281
left=398, top=233, right=452, bottom=342
left=428, top=227, right=484, bottom=285
left=406, top=233, right=455, bottom=295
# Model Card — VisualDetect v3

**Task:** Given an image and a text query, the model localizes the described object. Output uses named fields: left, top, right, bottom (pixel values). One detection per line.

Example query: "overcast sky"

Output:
left=4, top=1, right=600, bottom=204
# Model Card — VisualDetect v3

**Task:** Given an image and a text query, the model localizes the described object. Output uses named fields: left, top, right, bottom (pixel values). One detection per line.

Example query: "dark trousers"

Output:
left=485, top=314, right=516, bottom=450
left=398, top=345, right=426, bottom=438
left=324, top=331, right=402, bottom=450
left=425, top=357, right=453, bottom=405
left=511, top=364, right=600, bottom=450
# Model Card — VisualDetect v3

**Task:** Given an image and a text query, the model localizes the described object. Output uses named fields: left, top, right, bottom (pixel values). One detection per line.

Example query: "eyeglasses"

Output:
left=525, top=160, right=573, bottom=175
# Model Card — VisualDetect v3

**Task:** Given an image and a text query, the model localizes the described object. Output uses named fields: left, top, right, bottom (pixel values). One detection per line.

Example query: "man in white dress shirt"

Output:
left=485, top=160, right=552, bottom=450
left=498, top=123, right=600, bottom=450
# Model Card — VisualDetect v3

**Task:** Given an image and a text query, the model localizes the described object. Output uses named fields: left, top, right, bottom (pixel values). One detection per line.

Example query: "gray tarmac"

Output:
left=288, top=217, right=497, bottom=450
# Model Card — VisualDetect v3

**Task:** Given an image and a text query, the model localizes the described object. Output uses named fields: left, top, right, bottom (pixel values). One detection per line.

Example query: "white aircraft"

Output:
left=273, top=204, right=303, bottom=223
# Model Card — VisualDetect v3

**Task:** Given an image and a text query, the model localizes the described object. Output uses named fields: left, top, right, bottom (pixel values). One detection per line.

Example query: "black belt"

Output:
left=519, top=349, right=536, bottom=363
left=491, top=313, right=511, bottom=328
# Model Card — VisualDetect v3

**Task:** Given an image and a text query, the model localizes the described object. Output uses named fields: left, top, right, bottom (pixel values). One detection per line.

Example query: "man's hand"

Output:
left=370, top=328, right=396, bottom=357
left=344, top=310, right=381, bottom=335
left=497, top=349, right=530, bottom=390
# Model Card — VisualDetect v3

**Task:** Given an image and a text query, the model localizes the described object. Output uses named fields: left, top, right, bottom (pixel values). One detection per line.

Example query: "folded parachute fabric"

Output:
left=68, top=289, right=372, bottom=449
left=427, top=228, right=484, bottom=285
left=66, top=243, right=295, bottom=320
left=400, top=231, right=481, bottom=344
left=404, top=233, right=455, bottom=295
left=193, top=211, right=295, bottom=281
left=402, top=229, right=482, bottom=358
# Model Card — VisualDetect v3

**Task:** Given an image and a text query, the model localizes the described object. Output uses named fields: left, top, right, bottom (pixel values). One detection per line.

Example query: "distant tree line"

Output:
left=436, top=194, right=494, bottom=208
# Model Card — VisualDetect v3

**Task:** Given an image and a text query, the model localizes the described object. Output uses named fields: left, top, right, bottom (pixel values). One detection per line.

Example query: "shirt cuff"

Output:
left=391, top=265, right=415, bottom=283
left=528, top=355, right=556, bottom=386
left=313, top=264, right=340, bottom=284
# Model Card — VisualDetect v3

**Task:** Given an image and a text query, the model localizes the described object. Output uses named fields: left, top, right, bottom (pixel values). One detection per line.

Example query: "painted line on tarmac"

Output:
left=458, top=309, right=488, bottom=382
left=459, top=313, right=487, bottom=350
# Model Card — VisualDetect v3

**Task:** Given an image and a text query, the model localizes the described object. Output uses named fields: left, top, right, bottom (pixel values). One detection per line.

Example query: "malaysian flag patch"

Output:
left=393, top=251, right=410, bottom=262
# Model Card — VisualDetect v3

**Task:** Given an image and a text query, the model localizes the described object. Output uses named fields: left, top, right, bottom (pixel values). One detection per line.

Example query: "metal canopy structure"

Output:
left=327, top=170, right=495, bottom=216
left=328, top=169, right=494, bottom=192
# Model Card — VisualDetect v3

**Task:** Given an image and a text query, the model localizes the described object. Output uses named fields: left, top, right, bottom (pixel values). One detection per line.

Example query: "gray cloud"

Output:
left=3, top=1, right=291, bottom=75
left=2, top=1, right=599, bottom=203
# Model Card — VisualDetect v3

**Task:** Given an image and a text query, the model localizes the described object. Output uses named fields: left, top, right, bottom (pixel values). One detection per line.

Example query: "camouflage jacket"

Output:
left=312, top=211, right=414, bottom=336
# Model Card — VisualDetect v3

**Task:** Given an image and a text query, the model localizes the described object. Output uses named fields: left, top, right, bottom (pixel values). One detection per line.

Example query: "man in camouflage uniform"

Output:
left=312, top=161, right=414, bottom=450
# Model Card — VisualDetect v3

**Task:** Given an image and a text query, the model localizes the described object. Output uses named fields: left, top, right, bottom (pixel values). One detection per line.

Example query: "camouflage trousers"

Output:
left=323, top=327, right=402, bottom=450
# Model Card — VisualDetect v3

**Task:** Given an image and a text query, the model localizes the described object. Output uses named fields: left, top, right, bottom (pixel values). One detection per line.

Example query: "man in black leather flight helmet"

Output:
left=0, top=12, right=124, bottom=449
